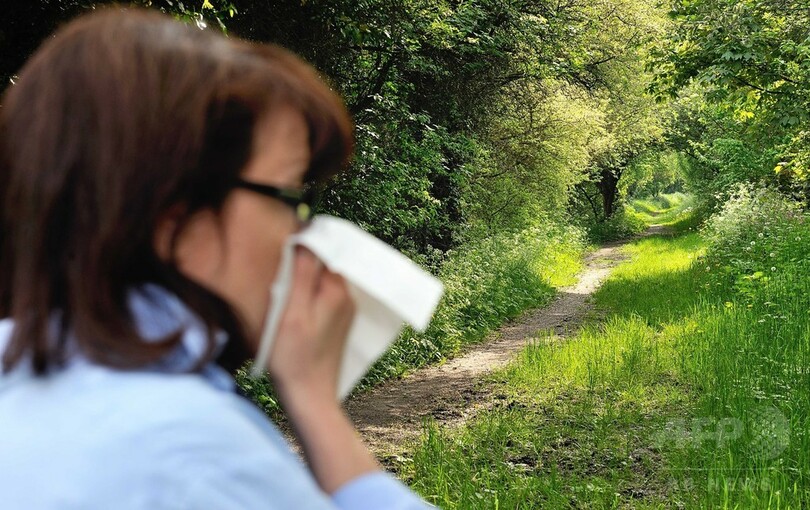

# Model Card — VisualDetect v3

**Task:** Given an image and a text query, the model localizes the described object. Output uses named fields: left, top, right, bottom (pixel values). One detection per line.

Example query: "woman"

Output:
left=0, top=8, right=431, bottom=509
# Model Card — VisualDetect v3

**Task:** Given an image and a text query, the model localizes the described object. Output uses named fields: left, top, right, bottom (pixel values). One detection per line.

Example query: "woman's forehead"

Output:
left=245, top=108, right=311, bottom=185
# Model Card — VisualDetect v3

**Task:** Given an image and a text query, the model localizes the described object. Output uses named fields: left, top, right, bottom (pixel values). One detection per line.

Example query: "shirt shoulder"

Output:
left=96, top=370, right=333, bottom=504
left=0, top=366, right=333, bottom=509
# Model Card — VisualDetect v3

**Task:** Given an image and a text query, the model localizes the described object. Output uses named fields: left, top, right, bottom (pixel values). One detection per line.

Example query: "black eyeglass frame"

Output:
left=232, top=178, right=314, bottom=222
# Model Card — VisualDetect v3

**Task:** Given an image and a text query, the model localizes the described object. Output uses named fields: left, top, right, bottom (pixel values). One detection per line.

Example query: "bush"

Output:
left=700, top=184, right=810, bottom=300
left=586, top=206, right=647, bottom=242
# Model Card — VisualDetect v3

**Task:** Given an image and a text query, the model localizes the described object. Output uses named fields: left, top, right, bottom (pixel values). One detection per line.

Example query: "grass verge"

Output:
left=403, top=224, right=809, bottom=508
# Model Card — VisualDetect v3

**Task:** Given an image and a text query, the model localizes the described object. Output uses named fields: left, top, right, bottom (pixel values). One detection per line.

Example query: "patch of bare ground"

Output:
left=342, top=236, right=637, bottom=464
left=642, top=224, right=673, bottom=237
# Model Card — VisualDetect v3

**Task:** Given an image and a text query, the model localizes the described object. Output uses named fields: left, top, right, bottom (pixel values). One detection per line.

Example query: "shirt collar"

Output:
left=0, top=284, right=236, bottom=392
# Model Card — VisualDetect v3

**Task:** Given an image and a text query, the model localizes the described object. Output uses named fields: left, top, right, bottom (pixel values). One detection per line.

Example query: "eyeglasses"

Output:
left=232, top=178, right=314, bottom=222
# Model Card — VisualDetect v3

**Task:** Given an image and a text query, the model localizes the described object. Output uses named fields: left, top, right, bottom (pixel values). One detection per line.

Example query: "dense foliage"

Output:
left=2, top=0, right=678, bottom=251
left=650, top=0, right=810, bottom=206
left=5, top=0, right=806, bottom=264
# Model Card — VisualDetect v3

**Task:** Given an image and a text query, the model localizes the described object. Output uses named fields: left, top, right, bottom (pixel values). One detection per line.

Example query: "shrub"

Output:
left=586, top=206, right=647, bottom=242
left=700, top=184, right=810, bottom=300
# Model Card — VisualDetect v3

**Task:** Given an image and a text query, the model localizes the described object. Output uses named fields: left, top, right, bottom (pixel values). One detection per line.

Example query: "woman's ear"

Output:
left=153, top=204, right=187, bottom=262
left=153, top=205, right=228, bottom=284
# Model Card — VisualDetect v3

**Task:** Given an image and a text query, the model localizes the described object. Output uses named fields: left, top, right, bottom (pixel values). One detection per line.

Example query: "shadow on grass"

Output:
left=595, top=266, right=704, bottom=326
left=593, top=233, right=707, bottom=327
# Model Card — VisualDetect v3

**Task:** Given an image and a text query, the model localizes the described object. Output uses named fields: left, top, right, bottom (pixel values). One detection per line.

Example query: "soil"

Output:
left=342, top=238, right=635, bottom=461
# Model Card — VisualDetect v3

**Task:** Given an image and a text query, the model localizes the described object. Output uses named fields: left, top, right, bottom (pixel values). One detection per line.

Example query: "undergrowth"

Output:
left=586, top=205, right=647, bottom=242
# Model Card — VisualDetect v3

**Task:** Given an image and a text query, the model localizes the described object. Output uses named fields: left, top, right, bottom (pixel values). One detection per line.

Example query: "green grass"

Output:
left=631, top=192, right=695, bottom=226
left=402, top=219, right=810, bottom=508
left=669, top=274, right=810, bottom=508
left=595, top=234, right=704, bottom=324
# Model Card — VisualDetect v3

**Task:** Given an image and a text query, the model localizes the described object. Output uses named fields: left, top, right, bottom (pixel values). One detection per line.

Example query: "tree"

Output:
left=649, top=0, right=810, bottom=201
left=559, top=0, right=668, bottom=220
left=1, top=0, right=236, bottom=88
left=4, top=0, right=677, bottom=252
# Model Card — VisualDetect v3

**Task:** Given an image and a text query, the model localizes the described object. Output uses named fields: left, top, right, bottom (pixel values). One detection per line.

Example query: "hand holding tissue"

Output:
left=250, top=215, right=444, bottom=399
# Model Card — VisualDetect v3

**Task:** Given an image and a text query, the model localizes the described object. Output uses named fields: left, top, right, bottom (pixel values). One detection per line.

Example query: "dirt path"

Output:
left=344, top=238, right=634, bottom=462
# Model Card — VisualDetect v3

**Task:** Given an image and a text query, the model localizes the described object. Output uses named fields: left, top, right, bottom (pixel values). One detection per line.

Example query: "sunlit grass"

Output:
left=668, top=276, right=810, bottom=508
left=632, top=192, right=695, bottom=226
left=404, top=227, right=706, bottom=508
left=595, top=234, right=705, bottom=324
left=403, top=219, right=810, bottom=508
left=406, top=315, right=694, bottom=508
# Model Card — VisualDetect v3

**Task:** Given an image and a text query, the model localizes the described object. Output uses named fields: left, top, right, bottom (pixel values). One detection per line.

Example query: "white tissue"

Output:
left=250, top=215, right=444, bottom=399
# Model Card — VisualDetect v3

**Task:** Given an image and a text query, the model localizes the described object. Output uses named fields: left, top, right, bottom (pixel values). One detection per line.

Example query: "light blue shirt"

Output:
left=0, top=286, right=431, bottom=509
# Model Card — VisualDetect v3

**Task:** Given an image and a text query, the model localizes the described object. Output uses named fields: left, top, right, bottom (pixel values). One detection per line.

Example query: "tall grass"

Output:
left=665, top=186, right=810, bottom=507
left=404, top=231, right=703, bottom=509
left=667, top=276, right=810, bottom=508
left=404, top=192, right=810, bottom=508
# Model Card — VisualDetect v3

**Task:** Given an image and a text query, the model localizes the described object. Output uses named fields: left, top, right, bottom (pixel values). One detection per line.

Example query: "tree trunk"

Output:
left=597, top=168, right=620, bottom=219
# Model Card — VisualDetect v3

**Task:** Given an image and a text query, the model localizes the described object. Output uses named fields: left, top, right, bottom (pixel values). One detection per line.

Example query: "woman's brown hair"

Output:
left=0, top=7, right=353, bottom=375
